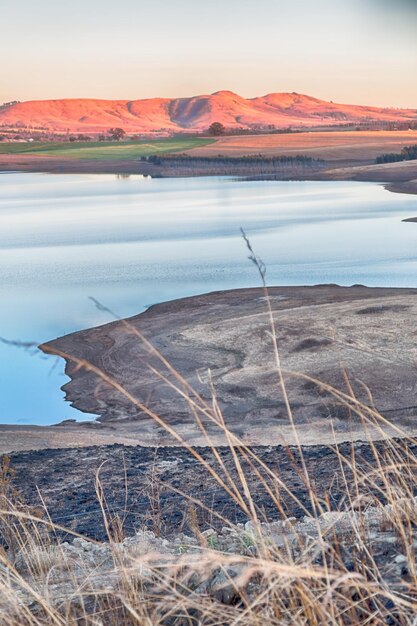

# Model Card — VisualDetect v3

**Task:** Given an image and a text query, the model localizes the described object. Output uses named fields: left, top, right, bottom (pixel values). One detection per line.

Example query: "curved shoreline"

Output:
left=26, top=284, right=417, bottom=453
left=2, top=284, right=417, bottom=453
left=1, top=154, right=417, bottom=196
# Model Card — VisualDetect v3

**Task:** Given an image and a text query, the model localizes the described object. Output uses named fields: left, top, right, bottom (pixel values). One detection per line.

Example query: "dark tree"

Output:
left=401, top=144, right=417, bottom=160
left=108, top=128, right=126, bottom=141
left=208, top=122, right=226, bottom=136
left=376, top=144, right=417, bottom=164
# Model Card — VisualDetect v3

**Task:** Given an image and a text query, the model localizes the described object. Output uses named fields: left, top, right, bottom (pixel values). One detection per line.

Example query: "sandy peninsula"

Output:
left=0, top=285, right=406, bottom=453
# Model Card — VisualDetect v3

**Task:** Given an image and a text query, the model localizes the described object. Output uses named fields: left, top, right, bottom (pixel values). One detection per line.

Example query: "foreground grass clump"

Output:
left=3, top=240, right=417, bottom=624
left=2, top=431, right=417, bottom=625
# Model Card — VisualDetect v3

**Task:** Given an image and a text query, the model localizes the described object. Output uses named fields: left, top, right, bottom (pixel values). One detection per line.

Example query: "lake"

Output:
left=1, top=172, right=417, bottom=425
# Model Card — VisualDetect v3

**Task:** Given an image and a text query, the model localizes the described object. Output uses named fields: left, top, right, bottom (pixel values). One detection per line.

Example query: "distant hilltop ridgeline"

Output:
left=1, top=91, right=417, bottom=136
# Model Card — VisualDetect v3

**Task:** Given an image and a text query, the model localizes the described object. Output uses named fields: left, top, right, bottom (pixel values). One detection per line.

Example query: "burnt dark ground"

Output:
left=5, top=440, right=417, bottom=543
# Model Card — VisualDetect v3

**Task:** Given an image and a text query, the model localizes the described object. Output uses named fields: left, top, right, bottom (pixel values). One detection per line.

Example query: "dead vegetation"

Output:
left=1, top=240, right=417, bottom=624
left=188, top=130, right=417, bottom=163
left=3, top=415, right=417, bottom=624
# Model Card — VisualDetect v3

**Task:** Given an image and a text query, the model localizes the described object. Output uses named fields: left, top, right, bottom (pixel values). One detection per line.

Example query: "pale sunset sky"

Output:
left=1, top=0, right=416, bottom=107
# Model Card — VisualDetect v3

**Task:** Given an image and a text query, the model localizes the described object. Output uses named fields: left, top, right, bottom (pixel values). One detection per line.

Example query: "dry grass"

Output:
left=2, top=242, right=417, bottom=624
left=188, top=130, right=417, bottom=163
left=2, top=411, right=417, bottom=624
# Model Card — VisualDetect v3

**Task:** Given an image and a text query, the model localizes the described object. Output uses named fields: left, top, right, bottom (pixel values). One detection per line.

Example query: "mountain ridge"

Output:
left=1, top=91, right=416, bottom=135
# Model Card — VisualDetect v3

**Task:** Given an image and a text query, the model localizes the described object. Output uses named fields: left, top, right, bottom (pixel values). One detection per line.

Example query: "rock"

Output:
left=394, top=554, right=407, bottom=564
left=209, top=566, right=244, bottom=604
left=9, top=493, right=417, bottom=610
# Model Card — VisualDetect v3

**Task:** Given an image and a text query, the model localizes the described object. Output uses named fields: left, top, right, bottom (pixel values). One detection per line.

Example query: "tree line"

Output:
left=376, top=144, right=417, bottom=164
left=143, top=154, right=324, bottom=166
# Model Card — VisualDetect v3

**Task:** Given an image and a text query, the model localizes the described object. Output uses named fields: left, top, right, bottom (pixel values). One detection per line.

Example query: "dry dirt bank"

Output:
left=36, top=285, right=417, bottom=450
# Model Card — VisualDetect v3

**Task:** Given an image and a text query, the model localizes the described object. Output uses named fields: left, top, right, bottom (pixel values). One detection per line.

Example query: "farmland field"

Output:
left=1, top=132, right=417, bottom=194
left=0, top=137, right=215, bottom=159
left=187, top=131, right=417, bottom=163
left=2, top=131, right=417, bottom=164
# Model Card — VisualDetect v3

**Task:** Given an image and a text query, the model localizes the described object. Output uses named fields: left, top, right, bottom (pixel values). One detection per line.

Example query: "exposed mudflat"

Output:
left=323, top=159, right=417, bottom=195
left=39, top=285, right=417, bottom=448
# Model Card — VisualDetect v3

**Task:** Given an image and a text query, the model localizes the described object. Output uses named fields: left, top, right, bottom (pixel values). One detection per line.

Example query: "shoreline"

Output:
left=0, top=417, right=408, bottom=455
left=1, top=284, right=415, bottom=454
left=1, top=154, right=416, bottom=195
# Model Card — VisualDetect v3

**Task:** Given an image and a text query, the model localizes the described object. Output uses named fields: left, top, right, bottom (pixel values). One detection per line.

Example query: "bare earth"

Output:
left=0, top=285, right=407, bottom=455
left=322, top=159, right=417, bottom=195
left=188, top=131, right=417, bottom=162
left=0, top=154, right=155, bottom=175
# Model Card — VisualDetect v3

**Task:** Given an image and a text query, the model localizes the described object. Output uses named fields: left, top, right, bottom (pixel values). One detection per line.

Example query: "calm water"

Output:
left=1, top=172, right=417, bottom=425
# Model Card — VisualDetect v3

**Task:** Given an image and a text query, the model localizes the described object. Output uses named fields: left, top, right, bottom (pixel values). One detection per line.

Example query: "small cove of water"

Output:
left=1, top=173, right=417, bottom=425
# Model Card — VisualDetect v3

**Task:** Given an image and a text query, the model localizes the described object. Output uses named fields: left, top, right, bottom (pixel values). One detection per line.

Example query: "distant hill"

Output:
left=1, top=91, right=416, bottom=135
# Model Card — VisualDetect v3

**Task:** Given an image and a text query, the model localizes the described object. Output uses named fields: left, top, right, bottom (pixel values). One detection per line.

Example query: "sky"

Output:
left=1, top=0, right=416, bottom=107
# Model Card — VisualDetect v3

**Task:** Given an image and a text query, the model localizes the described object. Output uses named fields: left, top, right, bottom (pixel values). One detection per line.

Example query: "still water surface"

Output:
left=1, top=173, right=417, bottom=424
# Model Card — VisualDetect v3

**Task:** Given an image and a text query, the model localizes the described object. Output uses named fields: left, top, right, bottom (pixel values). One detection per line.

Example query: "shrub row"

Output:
left=376, top=144, right=417, bottom=164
